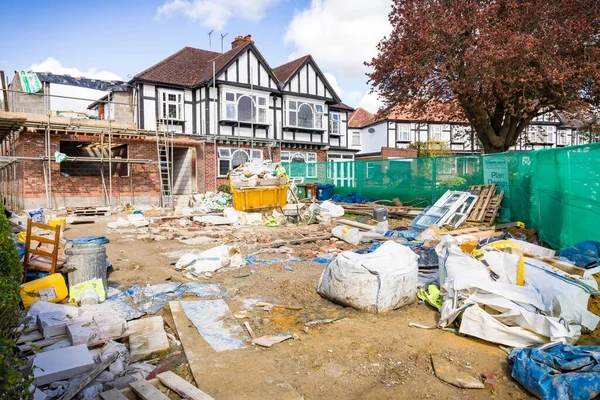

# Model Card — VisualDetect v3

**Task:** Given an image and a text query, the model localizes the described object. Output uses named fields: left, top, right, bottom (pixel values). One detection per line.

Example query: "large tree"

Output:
left=368, top=0, right=600, bottom=153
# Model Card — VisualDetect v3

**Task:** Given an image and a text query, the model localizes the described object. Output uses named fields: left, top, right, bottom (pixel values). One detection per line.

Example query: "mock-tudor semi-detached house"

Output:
left=130, top=35, right=356, bottom=186
left=0, top=35, right=358, bottom=209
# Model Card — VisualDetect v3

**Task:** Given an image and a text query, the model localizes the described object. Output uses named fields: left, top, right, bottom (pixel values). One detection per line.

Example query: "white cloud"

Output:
left=324, top=72, right=344, bottom=96
left=357, top=90, right=383, bottom=113
left=284, top=0, right=391, bottom=82
left=30, top=57, right=121, bottom=81
left=156, top=0, right=280, bottom=30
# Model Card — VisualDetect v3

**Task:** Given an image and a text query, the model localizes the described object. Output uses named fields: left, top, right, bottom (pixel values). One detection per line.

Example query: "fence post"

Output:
left=431, top=157, right=437, bottom=203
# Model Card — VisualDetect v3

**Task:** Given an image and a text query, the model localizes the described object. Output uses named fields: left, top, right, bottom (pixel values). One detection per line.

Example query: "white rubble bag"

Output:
left=317, top=241, right=419, bottom=313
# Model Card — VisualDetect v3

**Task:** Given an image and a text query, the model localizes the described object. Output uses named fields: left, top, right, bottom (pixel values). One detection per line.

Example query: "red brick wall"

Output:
left=381, top=147, right=418, bottom=159
left=20, top=131, right=163, bottom=207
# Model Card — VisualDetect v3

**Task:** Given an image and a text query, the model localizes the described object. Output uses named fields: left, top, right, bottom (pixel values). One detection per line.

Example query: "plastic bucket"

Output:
left=48, top=218, right=66, bottom=232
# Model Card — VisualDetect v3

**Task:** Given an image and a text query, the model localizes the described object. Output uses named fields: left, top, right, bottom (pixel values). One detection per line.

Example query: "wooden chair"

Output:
left=23, top=219, right=61, bottom=277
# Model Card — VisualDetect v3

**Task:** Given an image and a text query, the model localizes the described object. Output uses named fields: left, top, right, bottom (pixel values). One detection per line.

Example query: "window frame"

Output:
left=217, top=147, right=264, bottom=177
left=329, top=112, right=340, bottom=135
left=397, top=123, right=410, bottom=142
left=351, top=131, right=361, bottom=146
left=430, top=124, right=442, bottom=141
left=285, top=99, right=324, bottom=130
left=366, top=162, right=375, bottom=179
left=222, top=90, right=268, bottom=124
left=158, top=88, right=183, bottom=121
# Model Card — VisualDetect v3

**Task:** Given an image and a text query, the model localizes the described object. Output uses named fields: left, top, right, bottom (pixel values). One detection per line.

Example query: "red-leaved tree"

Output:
left=368, top=0, right=600, bottom=153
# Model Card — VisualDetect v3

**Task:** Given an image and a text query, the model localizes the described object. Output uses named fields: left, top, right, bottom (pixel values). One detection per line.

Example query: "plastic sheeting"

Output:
left=509, top=343, right=600, bottom=400
left=434, top=236, right=597, bottom=347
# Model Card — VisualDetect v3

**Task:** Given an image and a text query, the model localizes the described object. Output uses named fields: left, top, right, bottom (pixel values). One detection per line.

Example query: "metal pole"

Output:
left=213, top=61, right=217, bottom=191
left=0, top=71, right=8, bottom=111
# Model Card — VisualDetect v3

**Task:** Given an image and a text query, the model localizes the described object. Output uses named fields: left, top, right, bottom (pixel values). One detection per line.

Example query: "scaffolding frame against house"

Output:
left=0, top=86, right=175, bottom=210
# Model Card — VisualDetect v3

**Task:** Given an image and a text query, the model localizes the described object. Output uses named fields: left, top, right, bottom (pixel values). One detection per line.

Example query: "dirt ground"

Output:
left=65, top=215, right=536, bottom=399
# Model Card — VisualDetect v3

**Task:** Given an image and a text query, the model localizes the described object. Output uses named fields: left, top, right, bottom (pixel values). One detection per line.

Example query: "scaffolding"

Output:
left=0, top=86, right=170, bottom=211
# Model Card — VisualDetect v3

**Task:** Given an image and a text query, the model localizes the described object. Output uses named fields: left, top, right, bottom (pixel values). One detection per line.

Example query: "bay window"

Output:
left=158, top=89, right=183, bottom=120
left=286, top=100, right=323, bottom=129
left=223, top=91, right=268, bottom=123
left=218, top=148, right=263, bottom=177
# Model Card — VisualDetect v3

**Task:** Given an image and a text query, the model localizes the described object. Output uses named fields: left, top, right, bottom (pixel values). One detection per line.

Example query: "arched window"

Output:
left=237, top=95, right=254, bottom=122
left=291, top=153, right=306, bottom=163
left=231, top=149, right=250, bottom=169
left=298, top=104, right=314, bottom=128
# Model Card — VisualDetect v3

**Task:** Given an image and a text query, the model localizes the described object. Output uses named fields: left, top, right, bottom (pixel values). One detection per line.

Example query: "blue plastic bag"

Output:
left=509, top=343, right=600, bottom=400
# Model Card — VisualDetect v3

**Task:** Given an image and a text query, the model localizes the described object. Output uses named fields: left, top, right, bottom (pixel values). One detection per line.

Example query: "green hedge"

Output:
left=0, top=210, right=32, bottom=399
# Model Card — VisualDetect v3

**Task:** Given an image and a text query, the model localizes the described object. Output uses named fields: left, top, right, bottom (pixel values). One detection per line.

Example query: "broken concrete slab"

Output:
left=431, top=355, right=485, bottom=389
left=252, top=335, right=293, bottom=348
left=32, top=344, right=95, bottom=386
left=37, top=311, right=71, bottom=338
left=128, top=316, right=169, bottom=362
left=67, top=323, right=94, bottom=346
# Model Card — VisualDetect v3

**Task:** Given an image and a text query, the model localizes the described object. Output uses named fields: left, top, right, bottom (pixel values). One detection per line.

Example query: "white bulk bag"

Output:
left=317, top=241, right=419, bottom=313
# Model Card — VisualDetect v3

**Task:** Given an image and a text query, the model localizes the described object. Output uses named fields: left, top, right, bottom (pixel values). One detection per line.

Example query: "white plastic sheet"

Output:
left=317, top=241, right=419, bottom=313
left=434, top=236, right=594, bottom=347
left=175, top=246, right=244, bottom=274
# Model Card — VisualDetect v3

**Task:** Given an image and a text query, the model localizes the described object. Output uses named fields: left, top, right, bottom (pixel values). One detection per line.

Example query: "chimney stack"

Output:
left=231, top=34, right=252, bottom=49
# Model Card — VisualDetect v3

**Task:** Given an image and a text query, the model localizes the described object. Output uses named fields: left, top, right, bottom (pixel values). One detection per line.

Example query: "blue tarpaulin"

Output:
left=559, top=241, right=600, bottom=269
left=509, top=343, right=600, bottom=400
left=330, top=193, right=371, bottom=204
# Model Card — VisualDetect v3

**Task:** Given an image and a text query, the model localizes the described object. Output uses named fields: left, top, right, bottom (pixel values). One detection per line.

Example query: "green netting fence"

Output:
left=282, top=142, right=600, bottom=250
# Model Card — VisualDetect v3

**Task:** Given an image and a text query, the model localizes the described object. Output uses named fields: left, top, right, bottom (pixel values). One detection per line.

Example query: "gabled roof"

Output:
left=34, top=72, right=129, bottom=92
left=348, top=107, right=375, bottom=128
left=195, top=41, right=255, bottom=85
left=134, top=46, right=220, bottom=87
left=272, top=56, right=310, bottom=83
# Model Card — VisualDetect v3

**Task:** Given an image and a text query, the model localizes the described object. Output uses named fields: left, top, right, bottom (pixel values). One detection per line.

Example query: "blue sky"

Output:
left=0, top=0, right=392, bottom=111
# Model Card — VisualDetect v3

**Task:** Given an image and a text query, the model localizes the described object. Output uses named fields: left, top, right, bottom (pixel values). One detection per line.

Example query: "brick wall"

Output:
left=19, top=131, right=163, bottom=208
left=381, top=147, right=418, bottom=159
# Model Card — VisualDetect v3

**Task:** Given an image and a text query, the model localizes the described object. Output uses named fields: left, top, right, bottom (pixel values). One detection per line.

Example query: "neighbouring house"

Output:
left=0, top=34, right=360, bottom=209
left=349, top=101, right=588, bottom=158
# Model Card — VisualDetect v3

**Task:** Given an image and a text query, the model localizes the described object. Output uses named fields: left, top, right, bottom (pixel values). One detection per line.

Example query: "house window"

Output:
left=557, top=130, right=567, bottom=145
left=218, top=148, right=263, bottom=177
left=352, top=131, right=361, bottom=146
left=59, top=141, right=129, bottom=177
left=286, top=100, right=323, bottom=129
left=545, top=126, right=556, bottom=144
left=281, top=151, right=317, bottom=178
left=223, top=91, right=268, bottom=123
left=397, top=123, right=410, bottom=142
left=329, top=113, right=340, bottom=134
left=430, top=125, right=442, bottom=141
left=158, top=89, right=183, bottom=120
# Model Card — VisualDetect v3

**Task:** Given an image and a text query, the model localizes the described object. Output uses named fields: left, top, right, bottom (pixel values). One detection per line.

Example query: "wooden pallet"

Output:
left=69, top=206, right=110, bottom=216
left=482, top=190, right=504, bottom=225
left=466, top=184, right=496, bottom=222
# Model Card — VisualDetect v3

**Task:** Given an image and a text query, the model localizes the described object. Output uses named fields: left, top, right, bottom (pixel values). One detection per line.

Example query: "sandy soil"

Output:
left=65, top=215, right=535, bottom=399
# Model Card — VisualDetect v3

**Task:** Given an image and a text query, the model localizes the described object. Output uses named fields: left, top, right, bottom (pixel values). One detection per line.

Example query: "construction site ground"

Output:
left=67, top=215, right=533, bottom=400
